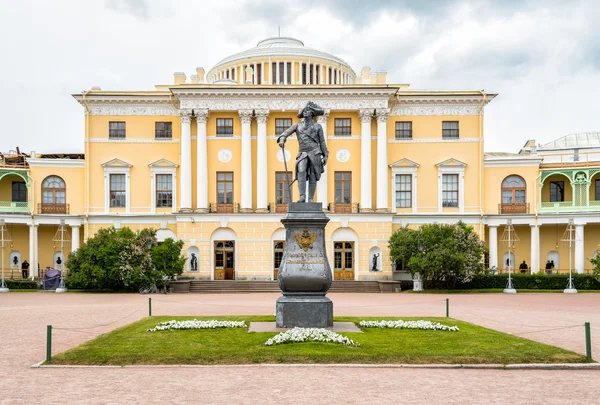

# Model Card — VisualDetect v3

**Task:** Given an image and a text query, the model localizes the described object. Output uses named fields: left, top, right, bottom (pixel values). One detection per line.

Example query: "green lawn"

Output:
left=48, top=316, right=588, bottom=365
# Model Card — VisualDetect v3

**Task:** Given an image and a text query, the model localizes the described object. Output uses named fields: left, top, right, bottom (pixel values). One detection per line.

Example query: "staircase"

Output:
left=189, top=280, right=382, bottom=294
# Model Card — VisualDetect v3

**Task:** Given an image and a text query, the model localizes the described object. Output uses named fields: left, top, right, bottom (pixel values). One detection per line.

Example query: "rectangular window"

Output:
left=12, top=181, right=27, bottom=202
left=109, top=174, right=126, bottom=207
left=334, top=118, right=352, bottom=135
left=395, top=174, right=412, bottom=208
left=109, top=121, right=126, bottom=139
left=217, top=172, right=233, bottom=205
left=156, top=174, right=173, bottom=207
left=596, top=179, right=600, bottom=201
left=550, top=181, right=565, bottom=202
left=155, top=122, right=172, bottom=139
left=334, top=242, right=354, bottom=270
left=301, top=63, right=307, bottom=84
left=256, top=63, right=262, bottom=84
left=216, top=118, right=234, bottom=136
left=442, top=121, right=459, bottom=138
left=279, top=62, right=285, bottom=84
left=442, top=174, right=459, bottom=207
left=395, top=121, right=412, bottom=139
left=335, top=172, right=351, bottom=212
left=275, top=118, right=292, bottom=135
left=275, top=172, right=292, bottom=210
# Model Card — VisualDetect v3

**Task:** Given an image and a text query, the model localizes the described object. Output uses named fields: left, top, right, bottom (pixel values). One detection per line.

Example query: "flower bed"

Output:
left=265, top=328, right=360, bottom=347
left=147, top=319, right=246, bottom=332
left=359, top=320, right=459, bottom=331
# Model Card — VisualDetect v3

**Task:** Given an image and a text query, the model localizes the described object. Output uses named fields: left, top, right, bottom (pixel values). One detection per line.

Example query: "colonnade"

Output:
left=178, top=108, right=390, bottom=213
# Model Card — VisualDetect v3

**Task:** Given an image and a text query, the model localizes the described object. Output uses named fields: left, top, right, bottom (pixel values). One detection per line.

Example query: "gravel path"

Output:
left=1, top=292, right=599, bottom=404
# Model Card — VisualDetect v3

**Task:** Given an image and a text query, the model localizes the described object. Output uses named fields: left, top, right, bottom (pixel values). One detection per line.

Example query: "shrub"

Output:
left=457, top=273, right=600, bottom=290
left=4, top=279, right=39, bottom=289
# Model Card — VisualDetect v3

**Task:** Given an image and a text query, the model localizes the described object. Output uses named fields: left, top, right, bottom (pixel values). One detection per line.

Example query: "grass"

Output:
left=48, top=316, right=588, bottom=366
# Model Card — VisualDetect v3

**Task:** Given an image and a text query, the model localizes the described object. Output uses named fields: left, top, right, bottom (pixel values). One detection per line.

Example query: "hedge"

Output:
left=457, top=274, right=600, bottom=290
left=4, top=279, right=39, bottom=290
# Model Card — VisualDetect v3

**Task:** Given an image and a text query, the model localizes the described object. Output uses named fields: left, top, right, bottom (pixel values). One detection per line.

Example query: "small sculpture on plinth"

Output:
left=190, top=253, right=198, bottom=271
left=371, top=253, right=380, bottom=272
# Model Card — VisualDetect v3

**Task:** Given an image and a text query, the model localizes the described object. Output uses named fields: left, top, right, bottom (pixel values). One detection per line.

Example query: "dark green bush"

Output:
left=4, top=279, right=39, bottom=289
left=457, top=274, right=600, bottom=290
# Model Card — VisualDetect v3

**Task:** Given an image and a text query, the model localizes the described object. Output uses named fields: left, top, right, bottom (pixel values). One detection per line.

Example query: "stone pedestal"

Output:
left=276, top=202, right=333, bottom=328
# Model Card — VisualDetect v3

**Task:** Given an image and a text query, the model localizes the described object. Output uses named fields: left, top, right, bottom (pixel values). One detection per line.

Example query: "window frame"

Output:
left=501, top=175, right=527, bottom=205
left=275, top=118, right=292, bottom=136
left=109, top=173, right=126, bottom=208
left=155, top=174, right=173, bottom=208
left=442, top=121, right=459, bottom=139
left=395, top=121, right=413, bottom=139
left=334, top=241, right=354, bottom=270
left=334, top=171, right=352, bottom=212
left=216, top=118, right=234, bottom=136
left=395, top=174, right=412, bottom=208
left=275, top=171, right=293, bottom=212
left=109, top=121, right=126, bottom=139
left=273, top=240, right=285, bottom=279
left=12, top=181, right=27, bottom=203
left=216, top=172, right=234, bottom=212
left=441, top=173, right=459, bottom=208
left=334, top=118, right=352, bottom=136
left=155, top=122, right=173, bottom=139
left=550, top=181, right=565, bottom=202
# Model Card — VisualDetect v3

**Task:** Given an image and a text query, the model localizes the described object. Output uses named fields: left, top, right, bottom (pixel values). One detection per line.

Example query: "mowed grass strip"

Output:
left=48, top=316, right=588, bottom=366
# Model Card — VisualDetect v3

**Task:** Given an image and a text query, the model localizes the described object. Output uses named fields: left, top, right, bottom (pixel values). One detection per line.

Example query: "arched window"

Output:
left=501, top=175, right=527, bottom=213
left=41, top=176, right=66, bottom=213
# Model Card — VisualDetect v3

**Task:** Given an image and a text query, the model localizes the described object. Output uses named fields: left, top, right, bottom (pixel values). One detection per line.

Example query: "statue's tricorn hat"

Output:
left=297, top=101, right=325, bottom=118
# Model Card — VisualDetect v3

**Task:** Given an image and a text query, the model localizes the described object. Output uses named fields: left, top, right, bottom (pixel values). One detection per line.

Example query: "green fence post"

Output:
left=446, top=298, right=449, bottom=318
left=46, top=325, right=52, bottom=363
left=149, top=297, right=152, bottom=317
left=585, top=322, right=592, bottom=361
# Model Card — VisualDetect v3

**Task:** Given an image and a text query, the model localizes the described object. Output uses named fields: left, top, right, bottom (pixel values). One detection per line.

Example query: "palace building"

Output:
left=1, top=37, right=599, bottom=283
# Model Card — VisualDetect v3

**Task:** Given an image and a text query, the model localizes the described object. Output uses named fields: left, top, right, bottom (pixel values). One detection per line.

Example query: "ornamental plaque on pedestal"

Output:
left=276, top=202, right=333, bottom=328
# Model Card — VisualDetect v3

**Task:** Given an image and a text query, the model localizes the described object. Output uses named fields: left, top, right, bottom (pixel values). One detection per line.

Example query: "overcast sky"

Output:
left=1, top=0, right=598, bottom=155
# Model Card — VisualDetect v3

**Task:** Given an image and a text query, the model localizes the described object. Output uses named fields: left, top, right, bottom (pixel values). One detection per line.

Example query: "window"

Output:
left=12, top=181, right=27, bottom=202
left=442, top=121, right=459, bottom=138
left=217, top=172, right=233, bottom=208
left=334, top=118, right=351, bottom=135
left=156, top=174, right=172, bottom=207
left=275, top=172, right=292, bottom=211
left=155, top=122, right=172, bottom=139
left=109, top=121, right=126, bottom=138
left=335, top=172, right=351, bottom=212
left=216, top=118, right=233, bottom=136
left=502, top=175, right=526, bottom=204
left=42, top=176, right=65, bottom=205
left=395, top=174, right=412, bottom=208
left=395, top=122, right=412, bottom=139
left=109, top=174, right=126, bottom=207
left=550, top=181, right=565, bottom=202
left=274, top=241, right=285, bottom=279
left=442, top=174, right=459, bottom=207
left=301, top=63, right=308, bottom=84
left=275, top=119, right=292, bottom=135
left=596, top=179, right=600, bottom=201
left=334, top=242, right=354, bottom=270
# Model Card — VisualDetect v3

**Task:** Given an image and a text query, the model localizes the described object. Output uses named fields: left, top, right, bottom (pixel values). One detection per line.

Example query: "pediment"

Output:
left=389, top=158, right=420, bottom=168
left=148, top=158, right=179, bottom=168
left=101, top=158, right=132, bottom=168
left=436, top=158, right=467, bottom=167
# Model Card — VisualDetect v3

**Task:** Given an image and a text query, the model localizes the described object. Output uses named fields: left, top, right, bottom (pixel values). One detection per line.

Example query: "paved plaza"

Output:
left=1, top=292, right=599, bottom=404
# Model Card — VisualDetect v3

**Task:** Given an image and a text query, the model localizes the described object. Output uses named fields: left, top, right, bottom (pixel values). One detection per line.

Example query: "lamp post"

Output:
left=0, top=219, right=13, bottom=293
left=560, top=219, right=578, bottom=294
left=53, top=220, right=70, bottom=293
left=500, top=219, right=519, bottom=294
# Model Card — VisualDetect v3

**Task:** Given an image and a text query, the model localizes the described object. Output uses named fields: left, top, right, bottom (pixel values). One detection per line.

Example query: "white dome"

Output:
left=540, top=132, right=600, bottom=150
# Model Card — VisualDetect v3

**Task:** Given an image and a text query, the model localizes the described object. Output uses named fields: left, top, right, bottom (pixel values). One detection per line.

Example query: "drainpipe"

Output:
left=478, top=90, right=487, bottom=238
left=81, top=91, right=91, bottom=242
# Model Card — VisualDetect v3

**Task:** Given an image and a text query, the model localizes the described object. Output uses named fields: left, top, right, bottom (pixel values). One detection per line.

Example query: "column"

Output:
left=317, top=109, right=330, bottom=207
left=256, top=110, right=269, bottom=212
left=71, top=225, right=80, bottom=252
left=276, top=61, right=280, bottom=84
left=325, top=66, right=329, bottom=84
left=575, top=223, right=585, bottom=273
left=530, top=224, right=539, bottom=274
left=253, top=63, right=257, bottom=84
left=29, top=224, right=38, bottom=278
left=376, top=109, right=389, bottom=211
left=268, top=59, right=273, bottom=84
left=489, top=225, right=498, bottom=270
left=261, top=62, right=265, bottom=84
left=299, top=62, right=303, bottom=84
left=291, top=61, right=295, bottom=84
left=312, top=63, right=316, bottom=85
left=359, top=109, right=373, bottom=211
left=239, top=110, right=253, bottom=212
left=195, top=110, right=209, bottom=212
left=179, top=110, right=192, bottom=212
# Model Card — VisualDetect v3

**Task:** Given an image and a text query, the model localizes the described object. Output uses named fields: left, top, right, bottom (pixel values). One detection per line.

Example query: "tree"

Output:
left=66, top=227, right=186, bottom=291
left=388, top=222, right=487, bottom=289
left=591, top=251, right=600, bottom=283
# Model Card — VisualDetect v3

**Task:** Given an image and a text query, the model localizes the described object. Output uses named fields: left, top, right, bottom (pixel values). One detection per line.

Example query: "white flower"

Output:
left=359, top=320, right=459, bottom=332
left=264, top=328, right=360, bottom=347
left=147, top=319, right=247, bottom=332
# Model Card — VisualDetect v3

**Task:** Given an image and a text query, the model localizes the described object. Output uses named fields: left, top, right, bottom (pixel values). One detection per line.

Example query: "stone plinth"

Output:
left=276, top=202, right=333, bottom=328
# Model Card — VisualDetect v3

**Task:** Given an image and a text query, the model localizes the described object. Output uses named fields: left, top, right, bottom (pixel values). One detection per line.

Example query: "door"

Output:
left=225, top=250, right=234, bottom=280
left=214, top=241, right=235, bottom=280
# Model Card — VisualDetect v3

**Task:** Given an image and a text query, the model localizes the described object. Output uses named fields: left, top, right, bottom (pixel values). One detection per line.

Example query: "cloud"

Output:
left=105, top=0, right=151, bottom=19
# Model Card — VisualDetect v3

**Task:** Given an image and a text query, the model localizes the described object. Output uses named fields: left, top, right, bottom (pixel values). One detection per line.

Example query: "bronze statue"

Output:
left=277, top=102, right=328, bottom=203
left=372, top=253, right=380, bottom=272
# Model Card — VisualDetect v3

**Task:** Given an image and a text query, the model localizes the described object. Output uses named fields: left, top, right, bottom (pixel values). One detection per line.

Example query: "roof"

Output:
left=540, top=132, right=600, bottom=150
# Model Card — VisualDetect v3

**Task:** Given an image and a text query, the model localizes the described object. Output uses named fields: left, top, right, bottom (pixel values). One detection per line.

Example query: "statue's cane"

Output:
left=280, top=142, right=297, bottom=205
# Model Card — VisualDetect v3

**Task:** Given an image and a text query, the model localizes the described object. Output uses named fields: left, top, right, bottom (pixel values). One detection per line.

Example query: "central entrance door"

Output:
left=214, top=241, right=235, bottom=280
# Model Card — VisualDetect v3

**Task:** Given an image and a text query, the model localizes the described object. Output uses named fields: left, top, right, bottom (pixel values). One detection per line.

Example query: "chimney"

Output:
left=190, top=75, right=199, bottom=84
left=91, top=86, right=101, bottom=91
left=196, top=67, right=205, bottom=83
left=173, top=72, right=186, bottom=85
left=375, top=71, right=387, bottom=84
left=30, top=150, right=36, bottom=159
left=245, top=66, right=254, bottom=84
left=361, top=66, right=371, bottom=84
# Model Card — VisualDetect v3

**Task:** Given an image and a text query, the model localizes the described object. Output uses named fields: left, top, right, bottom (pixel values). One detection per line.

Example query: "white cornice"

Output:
left=89, top=138, right=180, bottom=143
left=390, top=104, right=481, bottom=116
left=484, top=155, right=542, bottom=167
left=389, top=138, right=481, bottom=144
left=27, top=158, right=85, bottom=168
